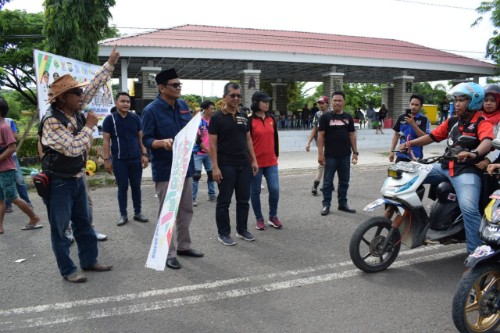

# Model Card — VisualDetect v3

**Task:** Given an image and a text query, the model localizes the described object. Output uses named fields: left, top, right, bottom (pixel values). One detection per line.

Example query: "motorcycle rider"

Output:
left=399, top=82, right=494, bottom=253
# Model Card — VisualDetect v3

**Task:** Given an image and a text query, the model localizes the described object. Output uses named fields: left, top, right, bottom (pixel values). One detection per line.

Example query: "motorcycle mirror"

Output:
left=456, top=135, right=480, bottom=149
left=493, top=138, right=500, bottom=150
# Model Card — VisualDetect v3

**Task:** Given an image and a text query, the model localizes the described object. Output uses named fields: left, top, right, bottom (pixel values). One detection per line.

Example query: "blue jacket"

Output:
left=142, top=95, right=194, bottom=182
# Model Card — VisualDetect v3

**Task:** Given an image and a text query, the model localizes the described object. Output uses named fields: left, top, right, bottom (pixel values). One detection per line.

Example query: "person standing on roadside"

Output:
left=249, top=91, right=282, bottom=231
left=208, top=82, right=259, bottom=246
left=306, top=96, right=330, bottom=195
left=4, top=117, right=33, bottom=213
left=192, top=100, right=217, bottom=206
left=0, top=99, right=41, bottom=235
left=389, top=94, right=430, bottom=163
left=317, top=91, right=358, bottom=216
left=142, top=68, right=204, bottom=270
left=102, top=92, right=149, bottom=227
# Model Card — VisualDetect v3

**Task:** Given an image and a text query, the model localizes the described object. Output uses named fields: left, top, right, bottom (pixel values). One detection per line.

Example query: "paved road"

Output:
left=0, top=166, right=465, bottom=332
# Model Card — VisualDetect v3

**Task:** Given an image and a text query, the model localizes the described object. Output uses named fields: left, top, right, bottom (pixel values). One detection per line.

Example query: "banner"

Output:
left=145, top=112, right=202, bottom=271
left=33, top=49, right=114, bottom=137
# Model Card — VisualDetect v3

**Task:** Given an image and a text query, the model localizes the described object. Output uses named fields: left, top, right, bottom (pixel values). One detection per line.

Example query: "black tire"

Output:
left=452, top=263, right=500, bottom=333
left=349, top=216, right=401, bottom=273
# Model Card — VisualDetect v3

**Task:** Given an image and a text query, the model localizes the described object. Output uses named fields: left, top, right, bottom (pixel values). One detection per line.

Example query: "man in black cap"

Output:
left=142, top=68, right=204, bottom=270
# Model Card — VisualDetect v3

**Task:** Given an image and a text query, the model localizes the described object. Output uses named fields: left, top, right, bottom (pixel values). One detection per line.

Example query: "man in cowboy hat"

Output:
left=142, top=67, right=204, bottom=270
left=39, top=47, right=119, bottom=283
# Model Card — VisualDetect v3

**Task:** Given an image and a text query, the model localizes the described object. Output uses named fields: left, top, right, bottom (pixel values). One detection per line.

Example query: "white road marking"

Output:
left=0, top=247, right=464, bottom=330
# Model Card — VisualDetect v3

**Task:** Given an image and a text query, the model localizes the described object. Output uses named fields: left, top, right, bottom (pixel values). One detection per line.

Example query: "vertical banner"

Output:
left=33, top=49, right=114, bottom=138
left=146, top=112, right=201, bottom=271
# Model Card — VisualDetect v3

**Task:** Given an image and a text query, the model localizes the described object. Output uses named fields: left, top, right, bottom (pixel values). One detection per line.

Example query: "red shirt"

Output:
left=0, top=121, right=16, bottom=172
left=250, top=114, right=279, bottom=168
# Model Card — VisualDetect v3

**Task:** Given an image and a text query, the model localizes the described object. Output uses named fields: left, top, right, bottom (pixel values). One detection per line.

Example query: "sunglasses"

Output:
left=66, top=89, right=84, bottom=97
left=228, top=93, right=242, bottom=99
left=163, top=83, right=183, bottom=89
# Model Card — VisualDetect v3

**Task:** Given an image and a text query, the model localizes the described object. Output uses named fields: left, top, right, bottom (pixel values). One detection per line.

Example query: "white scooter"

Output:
left=349, top=136, right=478, bottom=273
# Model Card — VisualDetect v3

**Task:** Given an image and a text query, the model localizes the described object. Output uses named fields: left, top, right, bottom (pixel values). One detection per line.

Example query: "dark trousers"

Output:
left=112, top=158, right=143, bottom=217
left=216, top=164, right=252, bottom=236
left=322, top=155, right=351, bottom=207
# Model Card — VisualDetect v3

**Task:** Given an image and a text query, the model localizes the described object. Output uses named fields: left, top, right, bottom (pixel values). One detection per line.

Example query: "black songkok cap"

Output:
left=155, top=68, right=178, bottom=85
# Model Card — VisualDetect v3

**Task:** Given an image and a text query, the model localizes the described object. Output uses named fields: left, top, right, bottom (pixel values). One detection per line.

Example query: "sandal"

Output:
left=21, top=224, right=43, bottom=231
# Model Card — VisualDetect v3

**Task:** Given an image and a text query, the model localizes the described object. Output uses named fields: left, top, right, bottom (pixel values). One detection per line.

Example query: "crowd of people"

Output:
left=2, top=44, right=500, bottom=281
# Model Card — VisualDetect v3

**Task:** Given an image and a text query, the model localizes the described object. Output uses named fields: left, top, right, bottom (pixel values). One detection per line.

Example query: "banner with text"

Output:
left=145, top=112, right=201, bottom=271
left=33, top=49, right=114, bottom=138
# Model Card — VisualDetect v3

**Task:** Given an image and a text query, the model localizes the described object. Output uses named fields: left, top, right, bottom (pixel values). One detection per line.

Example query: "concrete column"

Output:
left=271, top=82, right=287, bottom=117
left=120, top=58, right=128, bottom=93
left=139, top=67, right=162, bottom=100
left=393, top=75, right=415, bottom=119
left=239, top=69, right=261, bottom=108
left=322, top=72, right=344, bottom=98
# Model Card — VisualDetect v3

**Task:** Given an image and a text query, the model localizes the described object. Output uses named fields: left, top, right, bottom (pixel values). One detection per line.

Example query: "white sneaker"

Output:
left=94, top=229, right=108, bottom=241
left=65, top=229, right=75, bottom=243
left=193, top=200, right=198, bottom=207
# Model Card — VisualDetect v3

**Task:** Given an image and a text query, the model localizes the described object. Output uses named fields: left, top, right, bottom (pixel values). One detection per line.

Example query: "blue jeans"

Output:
left=6, top=155, right=31, bottom=208
left=322, top=155, right=351, bottom=207
left=192, top=153, right=216, bottom=200
left=112, top=158, right=143, bottom=217
left=45, top=176, right=98, bottom=276
left=216, top=164, right=252, bottom=236
left=424, top=164, right=482, bottom=253
left=250, top=165, right=280, bottom=220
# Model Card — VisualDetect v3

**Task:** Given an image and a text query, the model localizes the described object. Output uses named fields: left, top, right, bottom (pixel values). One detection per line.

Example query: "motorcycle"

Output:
left=451, top=140, right=500, bottom=333
left=349, top=135, right=478, bottom=273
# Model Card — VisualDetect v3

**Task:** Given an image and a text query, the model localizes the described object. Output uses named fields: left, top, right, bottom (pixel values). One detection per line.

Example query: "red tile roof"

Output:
left=103, top=24, right=493, bottom=68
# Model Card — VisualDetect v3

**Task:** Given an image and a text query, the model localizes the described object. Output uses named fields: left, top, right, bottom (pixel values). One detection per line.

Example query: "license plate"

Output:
left=470, top=245, right=494, bottom=259
left=364, top=198, right=385, bottom=212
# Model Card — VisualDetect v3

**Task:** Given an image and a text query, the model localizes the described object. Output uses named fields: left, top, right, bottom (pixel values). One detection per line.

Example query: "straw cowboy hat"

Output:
left=48, top=74, right=89, bottom=103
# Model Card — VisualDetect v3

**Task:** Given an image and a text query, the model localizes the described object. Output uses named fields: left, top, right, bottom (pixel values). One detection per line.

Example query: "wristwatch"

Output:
left=142, top=153, right=148, bottom=157
left=353, top=152, right=359, bottom=155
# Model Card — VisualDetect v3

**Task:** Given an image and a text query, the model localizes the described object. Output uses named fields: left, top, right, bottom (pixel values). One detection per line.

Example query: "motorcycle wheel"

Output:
left=349, top=216, right=401, bottom=273
left=452, top=263, right=500, bottom=333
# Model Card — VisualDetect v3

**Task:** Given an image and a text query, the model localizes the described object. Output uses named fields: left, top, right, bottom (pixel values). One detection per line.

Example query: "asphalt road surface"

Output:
left=0, top=166, right=469, bottom=332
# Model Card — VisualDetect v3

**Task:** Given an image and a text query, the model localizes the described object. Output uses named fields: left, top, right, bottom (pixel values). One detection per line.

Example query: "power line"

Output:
left=394, top=0, right=476, bottom=10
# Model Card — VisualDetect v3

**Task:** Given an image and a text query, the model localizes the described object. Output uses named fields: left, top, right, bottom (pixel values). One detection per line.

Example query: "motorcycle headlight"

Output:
left=479, top=218, right=500, bottom=245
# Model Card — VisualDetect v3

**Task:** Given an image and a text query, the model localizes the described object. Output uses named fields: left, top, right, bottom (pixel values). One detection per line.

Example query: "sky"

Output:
left=4, top=0, right=496, bottom=96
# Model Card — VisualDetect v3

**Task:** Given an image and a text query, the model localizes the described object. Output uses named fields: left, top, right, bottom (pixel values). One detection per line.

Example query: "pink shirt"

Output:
left=0, top=121, right=16, bottom=172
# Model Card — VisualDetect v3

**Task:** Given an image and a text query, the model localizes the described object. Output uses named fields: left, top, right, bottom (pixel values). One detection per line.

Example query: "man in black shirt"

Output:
left=208, top=82, right=258, bottom=246
left=317, top=91, right=359, bottom=216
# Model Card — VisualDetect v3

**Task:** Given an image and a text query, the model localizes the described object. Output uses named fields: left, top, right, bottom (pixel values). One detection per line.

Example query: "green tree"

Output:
left=44, top=0, right=116, bottom=64
left=0, top=10, right=45, bottom=106
left=474, top=0, right=500, bottom=64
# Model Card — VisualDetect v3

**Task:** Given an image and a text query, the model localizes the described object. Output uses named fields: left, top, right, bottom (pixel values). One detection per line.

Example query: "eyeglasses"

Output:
left=228, top=93, right=242, bottom=99
left=163, top=83, right=183, bottom=89
left=66, top=89, right=84, bottom=97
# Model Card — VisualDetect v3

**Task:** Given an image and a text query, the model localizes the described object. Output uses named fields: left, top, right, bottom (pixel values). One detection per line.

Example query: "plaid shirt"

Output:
left=41, top=62, right=114, bottom=157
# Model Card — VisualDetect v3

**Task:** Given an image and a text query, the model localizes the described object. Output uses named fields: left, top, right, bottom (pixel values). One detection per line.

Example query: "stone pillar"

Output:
left=393, top=75, right=415, bottom=119
left=239, top=69, right=261, bottom=108
left=119, top=58, right=128, bottom=93
left=271, top=82, right=287, bottom=117
left=140, top=66, right=162, bottom=100
left=322, top=71, right=344, bottom=98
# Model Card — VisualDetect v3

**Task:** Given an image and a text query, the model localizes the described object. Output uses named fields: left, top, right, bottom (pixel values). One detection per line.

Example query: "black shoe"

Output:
left=177, top=249, right=204, bottom=257
left=166, top=257, right=181, bottom=269
left=117, top=216, right=128, bottom=226
left=321, top=206, right=330, bottom=216
left=133, top=214, right=149, bottom=223
left=311, top=181, right=320, bottom=195
left=338, top=205, right=356, bottom=213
